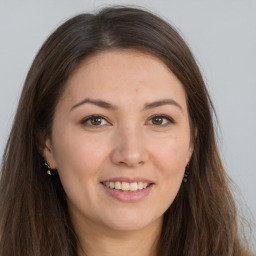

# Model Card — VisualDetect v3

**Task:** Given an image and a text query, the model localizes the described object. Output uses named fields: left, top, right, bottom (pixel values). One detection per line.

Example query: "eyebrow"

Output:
left=70, top=98, right=182, bottom=112
left=143, top=99, right=183, bottom=112
left=70, top=98, right=118, bottom=111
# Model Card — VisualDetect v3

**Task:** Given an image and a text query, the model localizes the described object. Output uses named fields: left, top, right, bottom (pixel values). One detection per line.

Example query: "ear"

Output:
left=186, top=143, right=194, bottom=166
left=186, top=126, right=197, bottom=165
left=37, top=133, right=57, bottom=169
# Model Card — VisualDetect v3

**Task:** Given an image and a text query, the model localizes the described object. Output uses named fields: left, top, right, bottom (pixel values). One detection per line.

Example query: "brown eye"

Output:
left=152, top=116, right=164, bottom=125
left=147, top=115, right=174, bottom=126
left=91, top=116, right=102, bottom=125
left=81, top=115, right=109, bottom=127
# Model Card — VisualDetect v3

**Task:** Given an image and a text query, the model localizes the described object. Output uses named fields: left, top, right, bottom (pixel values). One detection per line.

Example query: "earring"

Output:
left=45, top=161, right=52, bottom=176
left=183, top=165, right=190, bottom=183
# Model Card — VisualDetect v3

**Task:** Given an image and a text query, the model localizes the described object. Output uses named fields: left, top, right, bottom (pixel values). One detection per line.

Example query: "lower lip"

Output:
left=101, top=183, right=154, bottom=202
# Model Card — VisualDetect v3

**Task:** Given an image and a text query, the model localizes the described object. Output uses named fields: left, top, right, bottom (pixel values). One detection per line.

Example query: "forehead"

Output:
left=61, top=49, right=187, bottom=108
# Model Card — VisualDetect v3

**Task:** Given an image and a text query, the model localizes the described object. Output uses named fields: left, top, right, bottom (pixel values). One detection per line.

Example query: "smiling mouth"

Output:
left=102, top=181, right=150, bottom=192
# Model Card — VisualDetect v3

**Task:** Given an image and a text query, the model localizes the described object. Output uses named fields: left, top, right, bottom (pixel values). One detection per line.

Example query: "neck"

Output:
left=73, top=216, right=162, bottom=256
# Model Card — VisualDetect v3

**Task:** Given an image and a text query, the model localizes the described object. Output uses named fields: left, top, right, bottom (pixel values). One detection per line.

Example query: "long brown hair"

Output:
left=0, top=6, right=252, bottom=256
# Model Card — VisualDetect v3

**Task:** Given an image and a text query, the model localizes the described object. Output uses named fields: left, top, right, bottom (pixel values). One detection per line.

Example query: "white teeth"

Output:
left=109, top=182, right=115, bottom=189
left=138, top=182, right=144, bottom=190
left=103, top=181, right=150, bottom=191
left=115, top=181, right=122, bottom=190
left=121, top=182, right=130, bottom=191
left=130, top=182, right=138, bottom=191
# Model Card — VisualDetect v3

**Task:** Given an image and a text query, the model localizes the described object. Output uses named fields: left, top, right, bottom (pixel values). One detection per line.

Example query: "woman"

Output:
left=0, top=6, right=252, bottom=256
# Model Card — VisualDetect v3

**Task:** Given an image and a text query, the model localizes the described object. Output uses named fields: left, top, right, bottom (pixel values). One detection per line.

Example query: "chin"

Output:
left=101, top=211, right=162, bottom=232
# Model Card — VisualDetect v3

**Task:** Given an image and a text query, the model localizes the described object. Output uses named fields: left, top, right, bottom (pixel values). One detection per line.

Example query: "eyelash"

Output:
left=81, top=115, right=110, bottom=128
left=146, top=114, right=175, bottom=127
left=80, top=114, right=174, bottom=128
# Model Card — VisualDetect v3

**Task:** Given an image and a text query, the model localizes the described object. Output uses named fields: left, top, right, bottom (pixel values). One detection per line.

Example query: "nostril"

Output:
left=111, top=139, right=149, bottom=167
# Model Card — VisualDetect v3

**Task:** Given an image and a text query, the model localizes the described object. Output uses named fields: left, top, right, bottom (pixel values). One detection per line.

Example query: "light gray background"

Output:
left=0, top=0, right=255, bottom=240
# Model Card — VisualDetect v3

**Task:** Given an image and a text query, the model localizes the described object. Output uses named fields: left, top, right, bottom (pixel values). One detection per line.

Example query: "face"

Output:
left=43, top=50, right=193, bottom=233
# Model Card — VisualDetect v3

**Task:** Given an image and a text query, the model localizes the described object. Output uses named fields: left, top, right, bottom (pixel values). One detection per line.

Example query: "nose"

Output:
left=111, top=126, right=149, bottom=168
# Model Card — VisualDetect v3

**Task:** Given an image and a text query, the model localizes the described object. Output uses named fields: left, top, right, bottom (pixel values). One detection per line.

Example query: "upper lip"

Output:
left=100, top=177, right=154, bottom=184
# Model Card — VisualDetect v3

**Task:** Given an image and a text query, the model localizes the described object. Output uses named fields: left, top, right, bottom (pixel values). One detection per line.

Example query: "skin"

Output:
left=43, top=50, right=193, bottom=256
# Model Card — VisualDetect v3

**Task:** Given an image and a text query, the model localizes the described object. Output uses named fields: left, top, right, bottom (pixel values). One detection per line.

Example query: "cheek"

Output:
left=153, top=135, right=190, bottom=171
left=51, top=132, right=110, bottom=209
left=152, top=135, right=189, bottom=195
left=145, top=136, right=189, bottom=216
left=51, top=131, right=110, bottom=182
